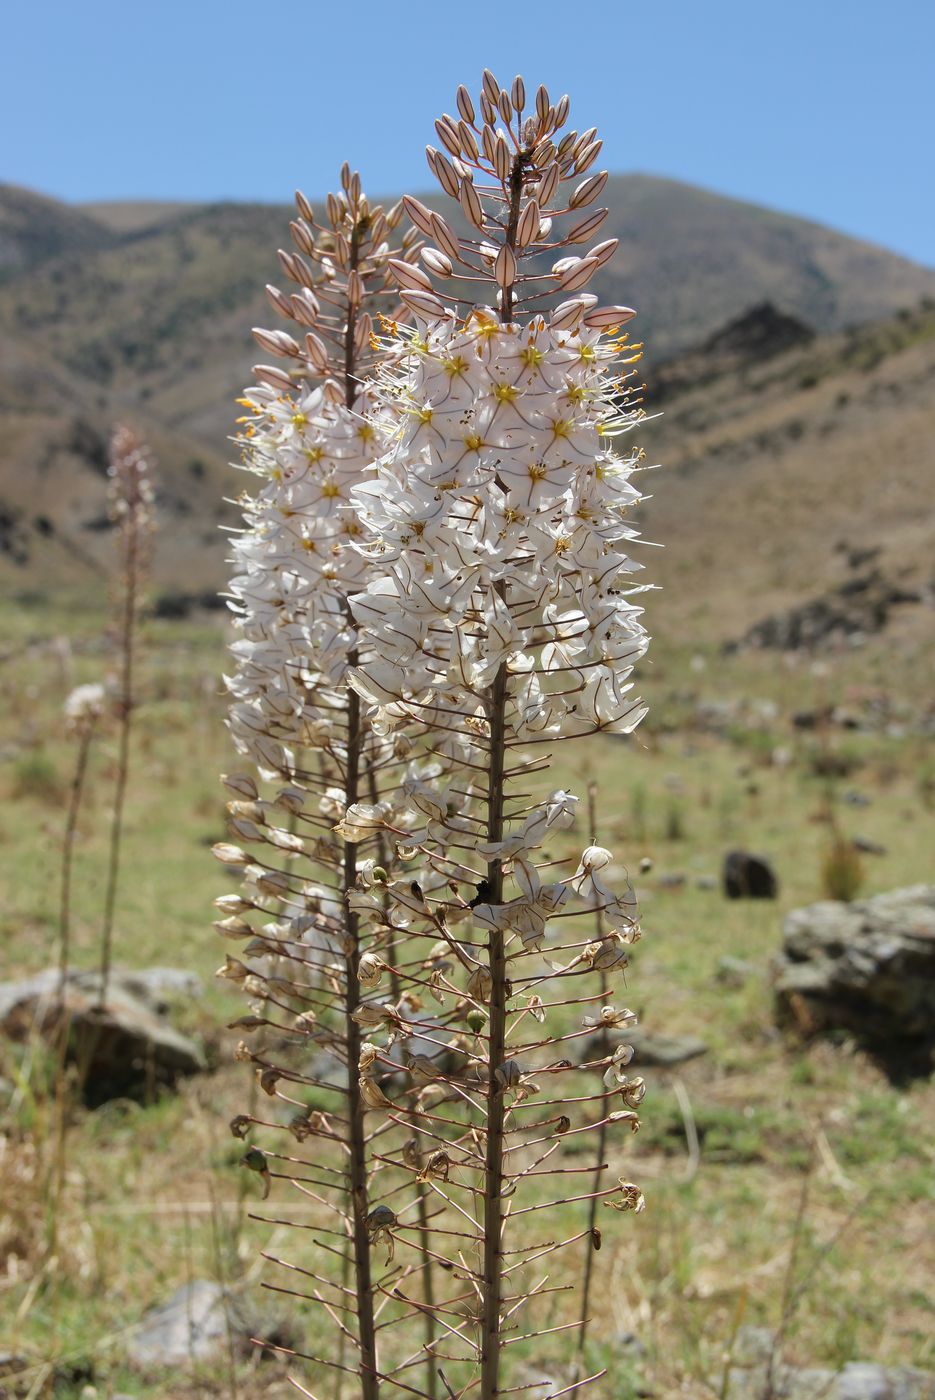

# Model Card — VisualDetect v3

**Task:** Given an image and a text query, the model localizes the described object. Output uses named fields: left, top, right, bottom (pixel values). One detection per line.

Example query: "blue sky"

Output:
left=5, top=0, right=934, bottom=265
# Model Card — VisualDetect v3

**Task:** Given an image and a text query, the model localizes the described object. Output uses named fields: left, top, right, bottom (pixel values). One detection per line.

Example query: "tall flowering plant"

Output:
left=340, top=74, right=653, bottom=1399
left=216, top=172, right=445, bottom=1400
left=217, top=78, right=657, bottom=1400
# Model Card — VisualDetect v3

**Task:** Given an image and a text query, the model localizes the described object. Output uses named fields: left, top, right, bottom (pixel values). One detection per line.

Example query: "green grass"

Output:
left=1, top=594, right=933, bottom=1397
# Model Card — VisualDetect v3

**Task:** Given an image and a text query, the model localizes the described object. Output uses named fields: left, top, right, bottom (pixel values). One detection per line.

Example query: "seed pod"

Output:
left=294, top=189, right=313, bottom=222
left=511, top=75, right=526, bottom=111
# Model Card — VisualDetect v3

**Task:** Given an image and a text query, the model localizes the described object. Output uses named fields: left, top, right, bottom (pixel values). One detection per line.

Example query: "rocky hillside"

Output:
left=0, top=178, right=933, bottom=644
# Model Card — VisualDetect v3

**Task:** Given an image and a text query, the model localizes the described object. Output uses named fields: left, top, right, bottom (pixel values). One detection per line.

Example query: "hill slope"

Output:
left=0, top=178, right=933, bottom=644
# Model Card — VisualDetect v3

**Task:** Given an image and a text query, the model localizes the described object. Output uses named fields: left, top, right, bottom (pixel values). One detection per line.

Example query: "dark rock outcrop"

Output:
left=774, top=886, right=935, bottom=1076
left=0, top=967, right=205, bottom=1103
left=724, top=851, right=778, bottom=900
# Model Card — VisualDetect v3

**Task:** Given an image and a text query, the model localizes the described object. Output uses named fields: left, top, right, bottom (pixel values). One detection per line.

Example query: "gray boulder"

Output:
left=725, top=1329, right=935, bottom=1399
left=0, top=967, right=205, bottom=1103
left=774, top=886, right=935, bottom=1071
left=727, top=1360, right=935, bottom=1399
left=128, top=1281, right=253, bottom=1368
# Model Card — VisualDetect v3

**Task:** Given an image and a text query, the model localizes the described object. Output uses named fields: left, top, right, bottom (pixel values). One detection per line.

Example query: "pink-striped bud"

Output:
left=459, top=178, right=485, bottom=230
left=582, top=305, right=637, bottom=329
left=403, top=195, right=437, bottom=239
left=430, top=213, right=461, bottom=262
left=399, top=288, right=447, bottom=320
left=456, top=84, right=475, bottom=124
left=587, top=238, right=618, bottom=268
left=515, top=200, right=541, bottom=248
left=265, top=285, right=293, bottom=318
left=422, top=247, right=453, bottom=278
left=566, top=208, right=609, bottom=244
left=253, top=327, right=301, bottom=359
left=538, top=163, right=561, bottom=208
left=389, top=259, right=435, bottom=294
left=494, top=245, right=517, bottom=288
left=252, top=364, right=294, bottom=392
left=570, top=171, right=608, bottom=209
left=511, top=75, right=526, bottom=111
left=303, top=333, right=329, bottom=374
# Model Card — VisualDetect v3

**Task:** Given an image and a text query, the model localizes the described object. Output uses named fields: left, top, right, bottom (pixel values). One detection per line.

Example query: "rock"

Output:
left=579, top=1027, right=708, bottom=1068
left=0, top=968, right=205, bottom=1104
left=723, top=851, right=778, bottom=900
left=128, top=1281, right=254, bottom=1369
left=728, top=568, right=923, bottom=654
left=715, top=956, right=755, bottom=988
left=774, top=886, right=935, bottom=1075
left=657, top=872, right=686, bottom=890
left=696, top=874, right=719, bottom=891
left=852, top=836, right=887, bottom=856
left=726, top=1358, right=935, bottom=1399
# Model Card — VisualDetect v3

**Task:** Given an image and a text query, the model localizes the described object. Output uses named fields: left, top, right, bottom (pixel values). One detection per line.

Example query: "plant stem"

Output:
left=341, top=219, right=380, bottom=1400
left=480, top=654, right=509, bottom=1400
left=47, top=717, right=98, bottom=1262
left=575, top=781, right=609, bottom=1385
left=99, top=517, right=139, bottom=1007
left=480, top=148, right=527, bottom=1400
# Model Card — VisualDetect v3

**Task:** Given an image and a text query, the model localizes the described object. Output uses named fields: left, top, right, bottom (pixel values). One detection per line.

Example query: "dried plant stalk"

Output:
left=99, top=427, right=155, bottom=1006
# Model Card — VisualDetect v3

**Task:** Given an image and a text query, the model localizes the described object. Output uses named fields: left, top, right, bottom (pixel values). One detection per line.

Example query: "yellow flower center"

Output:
left=552, top=420, right=572, bottom=439
left=291, top=412, right=307, bottom=428
left=494, top=382, right=517, bottom=403
left=305, top=446, right=323, bottom=463
left=528, top=463, right=548, bottom=482
left=463, top=433, right=484, bottom=452
left=321, top=483, right=341, bottom=499
left=520, top=345, right=544, bottom=368
left=357, top=424, right=376, bottom=443
left=443, top=355, right=467, bottom=376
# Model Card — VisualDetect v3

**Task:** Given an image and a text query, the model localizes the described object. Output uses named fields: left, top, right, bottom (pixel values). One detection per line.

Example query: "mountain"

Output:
left=0, top=177, right=933, bottom=642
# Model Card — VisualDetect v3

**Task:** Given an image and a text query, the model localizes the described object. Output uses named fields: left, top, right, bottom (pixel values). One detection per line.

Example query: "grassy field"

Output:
left=1, top=594, right=933, bottom=1398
